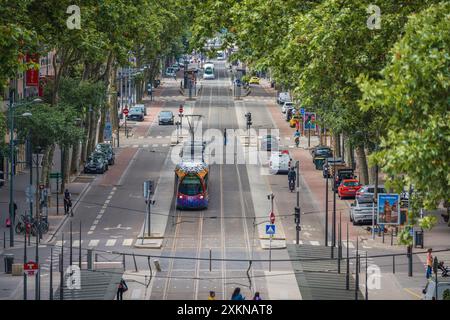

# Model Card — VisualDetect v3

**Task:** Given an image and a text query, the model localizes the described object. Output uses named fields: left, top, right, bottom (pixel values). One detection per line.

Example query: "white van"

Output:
left=203, top=63, right=215, bottom=80
left=422, top=279, right=450, bottom=300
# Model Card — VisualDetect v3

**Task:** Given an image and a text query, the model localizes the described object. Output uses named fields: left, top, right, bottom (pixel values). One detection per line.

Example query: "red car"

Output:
left=338, top=179, right=362, bottom=199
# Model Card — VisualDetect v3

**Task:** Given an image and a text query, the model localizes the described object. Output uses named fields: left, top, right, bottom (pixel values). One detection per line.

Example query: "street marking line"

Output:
left=87, top=231, right=93, bottom=235
left=309, top=241, right=320, bottom=246
left=152, top=144, right=159, bottom=147
left=72, top=240, right=83, bottom=247
left=143, top=144, right=149, bottom=148
left=88, top=239, right=99, bottom=247
left=102, top=205, right=107, bottom=209
left=56, top=241, right=65, bottom=247
left=122, top=239, right=133, bottom=246
left=107, top=195, right=112, bottom=200
left=99, top=209, right=105, bottom=214
left=96, top=215, right=102, bottom=220
left=162, top=144, right=168, bottom=147
left=106, top=239, right=116, bottom=247
left=343, top=242, right=355, bottom=248
left=165, top=136, right=170, bottom=139
left=89, top=226, right=96, bottom=231
left=157, top=136, right=162, bottom=138
left=404, top=288, right=422, bottom=299
left=92, top=220, right=99, bottom=225
left=292, top=240, right=304, bottom=245
left=105, top=199, right=110, bottom=204
left=112, top=187, right=117, bottom=191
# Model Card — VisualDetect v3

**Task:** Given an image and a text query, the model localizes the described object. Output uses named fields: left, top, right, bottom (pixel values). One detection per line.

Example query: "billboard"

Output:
left=377, top=194, right=400, bottom=225
left=25, top=54, right=39, bottom=86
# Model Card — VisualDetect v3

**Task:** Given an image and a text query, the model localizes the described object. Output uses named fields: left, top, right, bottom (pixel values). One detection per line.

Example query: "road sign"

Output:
left=300, top=108, right=305, bottom=116
left=143, top=180, right=154, bottom=198
left=265, top=224, right=276, bottom=235
left=123, top=108, right=129, bottom=116
left=104, top=121, right=112, bottom=141
left=179, top=105, right=184, bottom=114
left=49, top=172, right=61, bottom=179
left=23, top=261, right=38, bottom=276
left=269, top=212, right=275, bottom=224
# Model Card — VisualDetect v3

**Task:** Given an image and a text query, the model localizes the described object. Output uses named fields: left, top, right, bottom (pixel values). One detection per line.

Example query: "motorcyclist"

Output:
left=288, top=167, right=296, bottom=190
left=294, top=130, right=300, bottom=146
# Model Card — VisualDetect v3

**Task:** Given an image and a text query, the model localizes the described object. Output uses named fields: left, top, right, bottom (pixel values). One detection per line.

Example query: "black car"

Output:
left=84, top=157, right=107, bottom=174
left=95, top=143, right=115, bottom=165
left=311, top=146, right=333, bottom=160
left=158, top=110, right=174, bottom=125
left=322, top=157, right=344, bottom=178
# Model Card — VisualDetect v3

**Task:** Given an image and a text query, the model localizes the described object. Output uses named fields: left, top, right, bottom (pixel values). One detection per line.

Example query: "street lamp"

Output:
left=7, top=91, right=41, bottom=247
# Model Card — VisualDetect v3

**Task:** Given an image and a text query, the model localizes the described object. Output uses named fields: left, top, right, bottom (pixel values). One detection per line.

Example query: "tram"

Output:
left=175, top=161, right=209, bottom=209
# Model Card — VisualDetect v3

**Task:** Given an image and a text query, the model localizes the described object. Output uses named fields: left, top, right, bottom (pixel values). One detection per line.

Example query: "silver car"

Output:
left=349, top=200, right=375, bottom=225
left=356, top=185, right=386, bottom=203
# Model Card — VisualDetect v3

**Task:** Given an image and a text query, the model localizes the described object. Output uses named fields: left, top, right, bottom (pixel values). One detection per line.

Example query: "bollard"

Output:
left=390, top=230, right=394, bottom=246
left=407, top=245, right=413, bottom=277
left=154, top=259, right=161, bottom=272
left=123, top=254, right=126, bottom=271
left=87, top=250, right=92, bottom=270
left=133, top=253, right=138, bottom=272
left=393, top=255, right=395, bottom=274
left=3, top=231, right=5, bottom=248
left=382, top=229, right=385, bottom=243
left=94, top=253, right=98, bottom=263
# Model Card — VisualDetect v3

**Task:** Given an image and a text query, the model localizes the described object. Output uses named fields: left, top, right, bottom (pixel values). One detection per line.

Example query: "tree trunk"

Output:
left=343, top=133, right=353, bottom=167
left=80, top=111, right=90, bottom=163
left=355, top=145, right=369, bottom=185
left=87, top=110, right=98, bottom=156
left=333, top=132, right=341, bottom=158
left=70, top=142, right=80, bottom=175
left=97, top=106, right=106, bottom=144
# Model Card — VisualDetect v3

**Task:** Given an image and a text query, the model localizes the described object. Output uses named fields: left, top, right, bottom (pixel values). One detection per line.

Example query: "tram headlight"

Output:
left=199, top=195, right=204, bottom=199
left=179, top=195, right=183, bottom=199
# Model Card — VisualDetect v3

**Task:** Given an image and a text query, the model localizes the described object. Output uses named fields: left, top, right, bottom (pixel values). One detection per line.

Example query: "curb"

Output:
left=43, top=178, right=93, bottom=244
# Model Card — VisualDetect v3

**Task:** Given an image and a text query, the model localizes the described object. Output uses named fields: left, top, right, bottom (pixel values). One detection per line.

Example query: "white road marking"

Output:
left=88, top=239, right=99, bottom=247
left=105, top=199, right=110, bottom=204
left=56, top=241, right=65, bottom=247
left=96, top=214, right=102, bottom=220
left=131, top=289, right=142, bottom=299
left=343, top=242, right=355, bottom=248
left=165, top=136, right=170, bottom=139
left=105, top=239, right=116, bottom=247
left=309, top=240, right=320, bottom=246
left=99, top=209, right=105, bottom=214
left=157, top=136, right=162, bottom=138
left=152, top=144, right=158, bottom=147
left=138, top=136, right=144, bottom=139
left=89, top=226, right=96, bottom=231
left=162, top=144, right=168, bottom=147
left=143, top=144, right=149, bottom=148
left=72, top=240, right=83, bottom=247
left=92, top=220, right=99, bottom=225
left=87, top=231, right=93, bottom=235
left=112, top=187, right=117, bottom=191
left=133, top=145, right=139, bottom=148
left=107, top=195, right=112, bottom=200
left=122, top=239, right=133, bottom=246
left=292, top=240, right=304, bottom=245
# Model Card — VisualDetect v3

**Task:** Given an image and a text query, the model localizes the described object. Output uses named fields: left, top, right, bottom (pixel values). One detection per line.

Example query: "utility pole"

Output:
left=332, top=153, right=337, bottom=258
left=295, top=160, right=301, bottom=244
left=23, top=228, right=27, bottom=300
left=325, top=166, right=329, bottom=246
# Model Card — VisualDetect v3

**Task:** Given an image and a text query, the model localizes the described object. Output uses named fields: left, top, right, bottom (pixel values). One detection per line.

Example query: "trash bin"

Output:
left=415, top=230, right=424, bottom=249
left=4, top=254, right=14, bottom=274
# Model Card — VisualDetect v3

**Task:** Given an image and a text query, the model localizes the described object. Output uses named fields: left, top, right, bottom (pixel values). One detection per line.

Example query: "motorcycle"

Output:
left=289, top=179, right=295, bottom=192
left=438, top=261, right=449, bottom=277
left=294, top=136, right=300, bottom=147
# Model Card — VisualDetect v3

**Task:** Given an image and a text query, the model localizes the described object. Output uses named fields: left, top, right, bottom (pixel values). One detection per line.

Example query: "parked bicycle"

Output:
left=15, top=214, right=33, bottom=235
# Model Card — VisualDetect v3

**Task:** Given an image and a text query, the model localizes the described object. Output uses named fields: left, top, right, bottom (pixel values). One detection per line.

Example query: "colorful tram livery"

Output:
left=175, top=161, right=209, bottom=209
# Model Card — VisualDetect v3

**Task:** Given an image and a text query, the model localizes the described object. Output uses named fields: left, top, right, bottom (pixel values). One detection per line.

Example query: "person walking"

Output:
left=231, top=287, right=245, bottom=300
left=208, top=291, right=216, bottom=300
left=252, top=292, right=262, bottom=300
left=63, top=189, right=72, bottom=216
left=116, top=278, right=128, bottom=300
left=426, top=248, right=433, bottom=279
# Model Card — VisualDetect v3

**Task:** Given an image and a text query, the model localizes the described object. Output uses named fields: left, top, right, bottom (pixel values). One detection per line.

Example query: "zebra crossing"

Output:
left=291, top=239, right=357, bottom=248
left=54, top=238, right=135, bottom=249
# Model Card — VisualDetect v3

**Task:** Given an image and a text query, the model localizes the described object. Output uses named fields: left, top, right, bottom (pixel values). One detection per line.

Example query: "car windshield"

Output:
left=366, top=187, right=386, bottom=193
left=160, top=112, right=172, bottom=117
left=205, top=67, right=213, bottom=75
left=344, top=181, right=360, bottom=187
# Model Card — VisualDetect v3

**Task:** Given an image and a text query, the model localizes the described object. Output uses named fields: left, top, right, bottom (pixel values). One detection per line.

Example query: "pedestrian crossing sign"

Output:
left=265, top=224, right=276, bottom=235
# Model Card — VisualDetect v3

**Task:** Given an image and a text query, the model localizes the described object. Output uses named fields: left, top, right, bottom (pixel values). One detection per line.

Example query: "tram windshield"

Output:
left=179, top=175, right=203, bottom=196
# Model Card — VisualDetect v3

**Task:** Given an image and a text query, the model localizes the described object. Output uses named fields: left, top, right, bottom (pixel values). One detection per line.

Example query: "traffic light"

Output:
left=246, top=112, right=252, bottom=127
left=294, top=206, right=300, bottom=224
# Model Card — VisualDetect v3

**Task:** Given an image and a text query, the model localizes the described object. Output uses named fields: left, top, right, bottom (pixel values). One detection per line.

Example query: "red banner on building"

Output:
left=26, top=54, right=39, bottom=86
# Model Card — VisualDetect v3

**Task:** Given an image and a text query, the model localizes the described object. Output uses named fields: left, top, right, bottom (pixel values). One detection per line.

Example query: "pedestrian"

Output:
left=252, top=292, right=262, bottom=300
left=63, top=189, right=72, bottom=215
left=12, top=201, right=17, bottom=224
left=426, top=248, right=433, bottom=279
left=208, top=291, right=216, bottom=300
left=116, top=278, right=128, bottom=300
left=231, top=287, right=245, bottom=300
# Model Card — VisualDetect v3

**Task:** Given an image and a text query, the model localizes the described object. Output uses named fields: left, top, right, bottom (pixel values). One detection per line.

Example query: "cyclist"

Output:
left=64, top=189, right=72, bottom=216
left=288, top=167, right=296, bottom=190
left=294, top=130, right=300, bottom=147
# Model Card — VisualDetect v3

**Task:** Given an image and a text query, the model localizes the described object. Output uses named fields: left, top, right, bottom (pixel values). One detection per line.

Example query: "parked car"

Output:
left=277, top=92, right=291, bottom=105
left=261, top=135, right=279, bottom=151
left=158, top=110, right=174, bottom=125
left=249, top=76, right=260, bottom=84
left=281, top=101, right=293, bottom=114
left=349, top=200, right=374, bottom=225
left=84, top=154, right=107, bottom=174
left=95, top=143, right=115, bottom=165
left=322, top=157, right=344, bottom=178
left=355, top=185, right=386, bottom=203
left=269, top=151, right=292, bottom=174
left=311, top=145, right=333, bottom=158
left=333, top=168, right=356, bottom=191
left=128, top=107, right=144, bottom=121
left=338, top=179, right=362, bottom=199
left=172, top=63, right=180, bottom=71
left=91, top=151, right=109, bottom=170
left=165, top=67, right=175, bottom=77
left=133, top=104, right=147, bottom=116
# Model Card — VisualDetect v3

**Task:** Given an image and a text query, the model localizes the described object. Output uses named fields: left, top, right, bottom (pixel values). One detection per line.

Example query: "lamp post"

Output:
left=7, top=91, right=40, bottom=247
